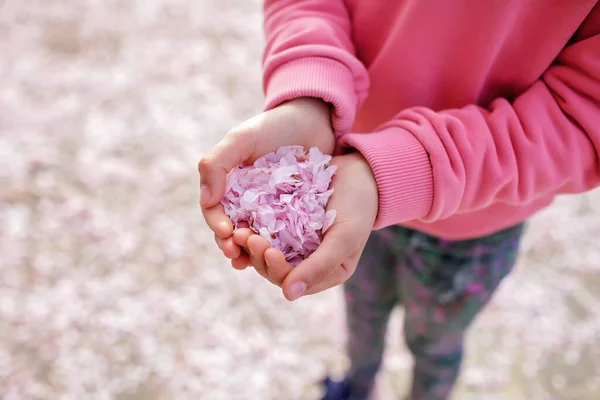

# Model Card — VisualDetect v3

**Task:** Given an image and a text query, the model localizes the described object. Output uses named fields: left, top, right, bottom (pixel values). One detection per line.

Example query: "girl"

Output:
left=199, top=1, right=600, bottom=398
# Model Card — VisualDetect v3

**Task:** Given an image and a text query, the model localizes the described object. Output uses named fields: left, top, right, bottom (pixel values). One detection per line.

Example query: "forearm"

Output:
left=340, top=11, right=600, bottom=228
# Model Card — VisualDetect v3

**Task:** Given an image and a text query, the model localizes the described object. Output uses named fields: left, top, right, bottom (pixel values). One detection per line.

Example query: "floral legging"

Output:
left=343, top=223, right=524, bottom=400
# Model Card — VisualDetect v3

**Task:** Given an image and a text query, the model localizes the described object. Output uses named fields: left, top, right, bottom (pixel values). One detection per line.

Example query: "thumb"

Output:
left=282, top=223, right=357, bottom=301
left=198, top=131, right=256, bottom=208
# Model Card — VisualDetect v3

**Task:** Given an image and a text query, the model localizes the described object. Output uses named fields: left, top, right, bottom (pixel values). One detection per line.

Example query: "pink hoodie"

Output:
left=262, top=0, right=600, bottom=240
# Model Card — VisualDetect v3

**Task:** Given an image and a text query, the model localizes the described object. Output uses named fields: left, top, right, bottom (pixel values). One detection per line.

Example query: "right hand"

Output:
left=198, top=97, right=335, bottom=264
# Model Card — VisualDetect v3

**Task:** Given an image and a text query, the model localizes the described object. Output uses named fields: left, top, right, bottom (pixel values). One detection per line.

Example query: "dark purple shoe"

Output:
left=320, top=377, right=352, bottom=400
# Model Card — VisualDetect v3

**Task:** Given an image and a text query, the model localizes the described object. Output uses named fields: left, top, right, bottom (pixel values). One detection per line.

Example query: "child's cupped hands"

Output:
left=231, top=152, right=379, bottom=301
left=199, top=98, right=335, bottom=259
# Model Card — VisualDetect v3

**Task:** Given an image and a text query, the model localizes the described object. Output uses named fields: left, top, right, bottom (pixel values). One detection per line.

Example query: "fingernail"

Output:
left=288, top=281, right=307, bottom=301
left=200, top=185, right=211, bottom=206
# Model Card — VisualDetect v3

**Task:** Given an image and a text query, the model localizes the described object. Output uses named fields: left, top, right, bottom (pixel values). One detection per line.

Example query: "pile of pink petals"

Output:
left=221, top=146, right=337, bottom=266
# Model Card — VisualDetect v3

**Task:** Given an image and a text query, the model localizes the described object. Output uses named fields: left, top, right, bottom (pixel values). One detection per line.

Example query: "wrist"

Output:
left=282, top=97, right=336, bottom=154
left=285, top=96, right=330, bottom=110
left=286, top=96, right=333, bottom=127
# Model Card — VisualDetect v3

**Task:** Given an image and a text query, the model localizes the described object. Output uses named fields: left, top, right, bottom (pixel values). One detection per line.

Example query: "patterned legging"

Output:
left=343, top=224, right=524, bottom=400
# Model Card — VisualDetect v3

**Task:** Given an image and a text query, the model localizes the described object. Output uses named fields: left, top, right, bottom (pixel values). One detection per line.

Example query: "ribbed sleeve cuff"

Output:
left=340, top=129, right=434, bottom=229
left=264, top=57, right=358, bottom=134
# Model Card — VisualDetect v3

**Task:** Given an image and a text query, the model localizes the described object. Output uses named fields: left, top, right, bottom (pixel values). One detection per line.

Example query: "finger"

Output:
left=215, top=234, right=241, bottom=259
left=202, top=203, right=233, bottom=239
left=282, top=223, right=356, bottom=301
left=247, top=234, right=271, bottom=279
left=264, top=248, right=293, bottom=286
left=231, top=251, right=251, bottom=270
left=232, top=228, right=254, bottom=252
left=198, top=128, right=257, bottom=209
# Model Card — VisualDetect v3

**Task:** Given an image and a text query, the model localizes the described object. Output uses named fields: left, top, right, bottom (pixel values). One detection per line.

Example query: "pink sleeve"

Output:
left=262, top=0, right=369, bottom=135
left=340, top=10, right=600, bottom=229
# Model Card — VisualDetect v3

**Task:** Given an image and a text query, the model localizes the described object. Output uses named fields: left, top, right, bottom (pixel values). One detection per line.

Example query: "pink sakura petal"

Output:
left=258, top=227, right=272, bottom=243
left=323, top=209, right=336, bottom=233
left=278, top=228, right=303, bottom=251
left=239, top=190, right=262, bottom=210
left=269, top=164, right=299, bottom=186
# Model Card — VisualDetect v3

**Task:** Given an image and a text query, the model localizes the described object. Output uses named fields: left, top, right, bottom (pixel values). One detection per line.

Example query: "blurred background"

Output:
left=1, top=0, right=600, bottom=399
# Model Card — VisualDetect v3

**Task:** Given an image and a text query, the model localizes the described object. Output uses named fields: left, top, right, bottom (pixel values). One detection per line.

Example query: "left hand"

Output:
left=232, top=152, right=379, bottom=301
